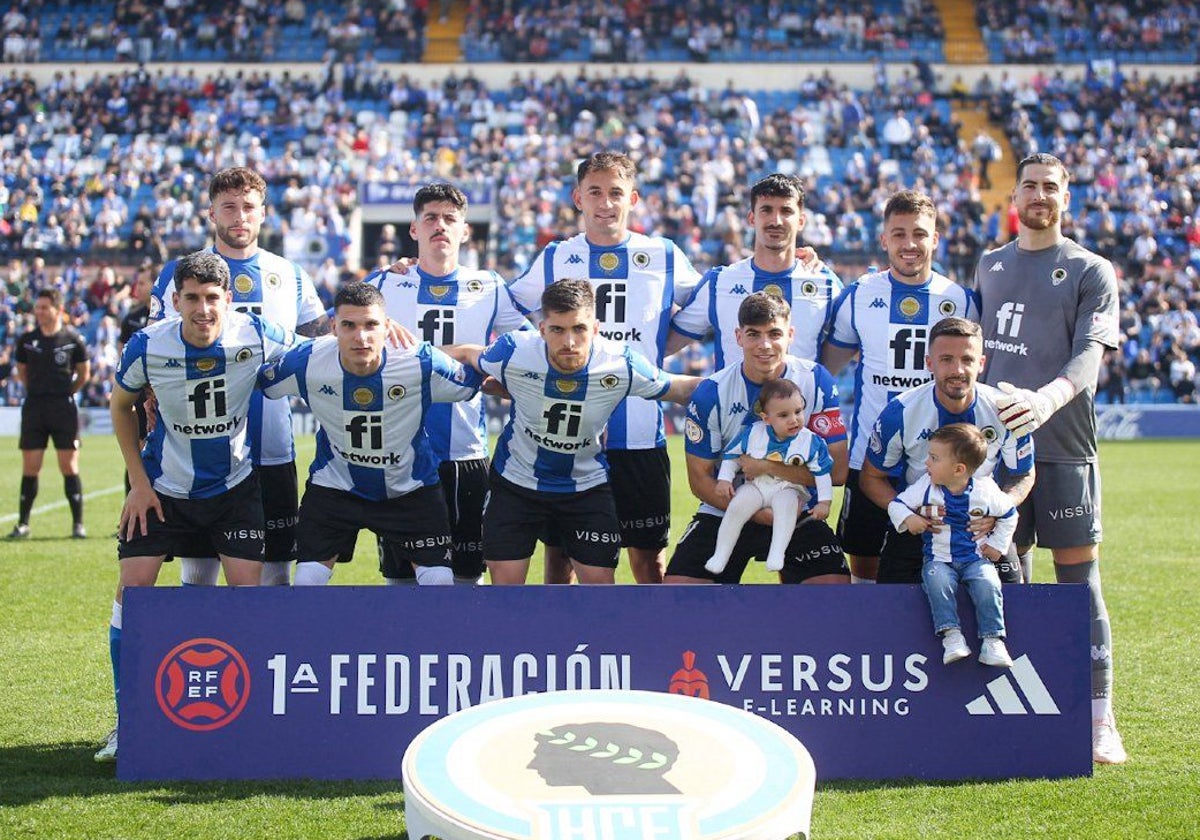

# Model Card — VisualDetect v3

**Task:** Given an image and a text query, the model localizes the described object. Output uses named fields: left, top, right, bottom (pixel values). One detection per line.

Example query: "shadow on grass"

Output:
left=0, top=740, right=400, bottom=809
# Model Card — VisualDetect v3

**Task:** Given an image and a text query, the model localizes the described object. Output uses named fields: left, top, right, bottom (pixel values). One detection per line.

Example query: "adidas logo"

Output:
left=869, top=298, right=887, bottom=309
left=319, top=384, right=337, bottom=396
left=731, top=284, right=749, bottom=294
left=566, top=254, right=585, bottom=265
left=990, top=262, right=1004, bottom=272
left=965, top=655, right=1060, bottom=716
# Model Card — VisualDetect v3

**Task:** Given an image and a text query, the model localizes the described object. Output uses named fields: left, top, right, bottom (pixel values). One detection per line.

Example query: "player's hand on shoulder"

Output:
left=385, top=256, right=418, bottom=275
left=386, top=319, right=418, bottom=349
left=481, top=375, right=510, bottom=400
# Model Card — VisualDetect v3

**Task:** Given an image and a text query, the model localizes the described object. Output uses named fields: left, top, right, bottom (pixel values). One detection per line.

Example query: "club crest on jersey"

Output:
left=233, top=348, right=252, bottom=363
left=981, top=426, right=998, bottom=442
left=761, top=283, right=784, bottom=299
left=766, top=451, right=784, bottom=462
left=265, top=272, right=281, bottom=289
left=938, top=300, right=957, bottom=316
left=388, top=384, right=407, bottom=401
left=466, top=279, right=483, bottom=293
left=1051, top=268, right=1068, bottom=286
left=970, top=506, right=985, bottom=517
left=149, top=297, right=162, bottom=319
left=599, top=374, right=620, bottom=389
left=428, top=285, right=450, bottom=300
left=554, top=378, right=579, bottom=395
left=899, top=296, right=921, bottom=319
left=800, top=280, right=818, bottom=298
left=597, top=252, right=621, bottom=273
left=195, top=357, right=218, bottom=374
left=234, top=274, right=255, bottom=295
left=632, top=251, right=651, bottom=269
left=352, top=387, right=375, bottom=407
left=684, top=418, right=703, bottom=443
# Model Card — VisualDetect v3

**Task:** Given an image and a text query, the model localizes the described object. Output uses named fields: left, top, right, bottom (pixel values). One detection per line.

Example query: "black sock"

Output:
left=64, top=474, right=83, bottom=526
left=18, top=476, right=37, bottom=525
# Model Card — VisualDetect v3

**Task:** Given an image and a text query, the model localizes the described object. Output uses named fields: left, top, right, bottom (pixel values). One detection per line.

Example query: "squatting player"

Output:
left=97, top=251, right=298, bottom=763
left=151, top=166, right=327, bottom=587
left=260, top=282, right=482, bottom=586
left=823, top=190, right=979, bottom=583
left=452, top=279, right=700, bottom=585
left=367, top=183, right=529, bottom=583
left=508, top=151, right=702, bottom=584
left=975, top=153, right=1126, bottom=764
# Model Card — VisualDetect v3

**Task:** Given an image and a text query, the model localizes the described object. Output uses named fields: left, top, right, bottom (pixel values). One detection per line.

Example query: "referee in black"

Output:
left=9, top=288, right=90, bottom=539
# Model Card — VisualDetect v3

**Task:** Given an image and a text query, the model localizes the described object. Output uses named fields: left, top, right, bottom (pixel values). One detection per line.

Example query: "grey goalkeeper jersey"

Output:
left=974, top=238, right=1119, bottom=464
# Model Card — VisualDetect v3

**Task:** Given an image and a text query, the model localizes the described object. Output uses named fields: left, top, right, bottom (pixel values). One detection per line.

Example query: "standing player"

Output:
left=974, top=153, right=1126, bottom=764
left=8, top=288, right=90, bottom=539
left=260, top=282, right=482, bottom=586
left=151, top=167, right=327, bottom=587
left=96, top=251, right=298, bottom=762
left=665, top=293, right=850, bottom=585
left=671, top=173, right=842, bottom=367
left=508, top=152, right=702, bottom=584
left=858, top=318, right=1034, bottom=586
left=453, top=279, right=700, bottom=585
left=367, top=183, right=529, bottom=584
left=117, top=265, right=155, bottom=494
left=822, top=190, right=978, bottom=583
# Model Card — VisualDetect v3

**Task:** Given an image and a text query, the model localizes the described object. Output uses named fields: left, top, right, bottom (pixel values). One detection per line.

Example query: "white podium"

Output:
left=402, top=689, right=816, bottom=840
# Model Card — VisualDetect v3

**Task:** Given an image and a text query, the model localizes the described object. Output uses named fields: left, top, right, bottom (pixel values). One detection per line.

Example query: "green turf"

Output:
left=0, top=435, right=1197, bottom=839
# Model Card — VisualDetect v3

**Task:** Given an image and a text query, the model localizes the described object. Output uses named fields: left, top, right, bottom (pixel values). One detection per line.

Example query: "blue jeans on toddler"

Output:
left=922, top=558, right=1005, bottom=638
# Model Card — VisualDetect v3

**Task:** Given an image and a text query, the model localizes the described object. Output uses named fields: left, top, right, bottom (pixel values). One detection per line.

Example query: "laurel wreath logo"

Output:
left=538, top=730, right=669, bottom=769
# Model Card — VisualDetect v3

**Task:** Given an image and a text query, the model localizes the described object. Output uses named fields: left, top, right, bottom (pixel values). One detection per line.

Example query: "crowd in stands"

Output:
left=459, top=0, right=945, bottom=63
left=1, top=59, right=1198, bottom=407
left=977, top=0, right=1200, bottom=63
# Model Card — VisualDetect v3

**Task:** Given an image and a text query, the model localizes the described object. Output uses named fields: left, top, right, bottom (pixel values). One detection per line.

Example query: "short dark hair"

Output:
left=930, top=423, right=988, bottom=474
left=173, top=250, right=231, bottom=292
left=577, top=151, right=637, bottom=186
left=209, top=166, right=267, bottom=202
left=35, top=287, right=63, bottom=309
left=757, top=378, right=804, bottom=412
left=883, top=189, right=937, bottom=224
left=738, top=292, right=791, bottom=327
left=1015, top=153, right=1070, bottom=186
left=750, top=174, right=805, bottom=212
left=413, top=182, right=468, bottom=217
left=542, top=278, right=594, bottom=315
left=929, top=317, right=982, bottom=345
left=334, top=281, right=385, bottom=310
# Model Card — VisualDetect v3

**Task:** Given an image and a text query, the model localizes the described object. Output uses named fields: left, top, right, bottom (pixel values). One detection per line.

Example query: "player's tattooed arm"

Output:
left=296, top=314, right=331, bottom=337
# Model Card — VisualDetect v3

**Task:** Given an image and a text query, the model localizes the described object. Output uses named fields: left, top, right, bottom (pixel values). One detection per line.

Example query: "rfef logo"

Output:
left=155, top=638, right=251, bottom=732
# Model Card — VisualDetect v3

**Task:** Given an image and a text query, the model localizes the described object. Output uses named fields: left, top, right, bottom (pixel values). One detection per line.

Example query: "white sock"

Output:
left=1092, top=698, right=1113, bottom=722
left=293, top=563, right=333, bottom=586
left=180, top=557, right=221, bottom=586
left=111, top=600, right=123, bottom=630
left=415, top=565, right=453, bottom=586
left=851, top=575, right=877, bottom=584
left=259, top=561, right=293, bottom=586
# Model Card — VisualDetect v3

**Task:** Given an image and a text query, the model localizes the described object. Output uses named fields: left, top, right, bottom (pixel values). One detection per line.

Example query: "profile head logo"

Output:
left=530, top=723, right=681, bottom=795
left=155, top=638, right=251, bottom=732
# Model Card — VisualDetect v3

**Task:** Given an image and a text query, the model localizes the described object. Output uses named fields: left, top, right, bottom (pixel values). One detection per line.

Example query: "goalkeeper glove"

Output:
left=995, top=378, right=1075, bottom=437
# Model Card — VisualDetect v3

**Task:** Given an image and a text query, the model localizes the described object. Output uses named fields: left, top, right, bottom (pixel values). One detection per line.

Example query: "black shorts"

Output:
left=381, top=458, right=488, bottom=580
left=118, top=474, right=264, bottom=562
left=297, top=482, right=452, bottom=575
left=836, top=468, right=892, bottom=557
left=484, top=471, right=620, bottom=568
left=666, top=512, right=849, bottom=583
left=19, top=396, right=79, bottom=451
left=259, top=462, right=300, bottom=564
left=606, top=447, right=672, bottom=550
left=877, top=529, right=1022, bottom=585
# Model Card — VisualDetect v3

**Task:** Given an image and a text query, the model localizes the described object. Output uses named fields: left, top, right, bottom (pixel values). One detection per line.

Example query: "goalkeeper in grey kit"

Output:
left=973, top=152, right=1126, bottom=765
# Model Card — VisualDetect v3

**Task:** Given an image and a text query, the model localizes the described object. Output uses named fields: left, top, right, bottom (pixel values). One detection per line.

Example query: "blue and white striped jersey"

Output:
left=365, top=265, right=529, bottom=462
left=509, top=231, right=701, bottom=450
left=672, top=257, right=842, bottom=367
left=827, top=270, right=978, bottom=469
left=888, top=474, right=1018, bottom=563
left=479, top=331, right=671, bottom=494
left=151, top=248, right=325, bottom=467
left=115, top=312, right=298, bottom=500
left=259, top=339, right=481, bottom=501
left=866, top=381, right=1035, bottom=490
left=682, top=356, right=846, bottom=517
left=719, top=421, right=834, bottom=511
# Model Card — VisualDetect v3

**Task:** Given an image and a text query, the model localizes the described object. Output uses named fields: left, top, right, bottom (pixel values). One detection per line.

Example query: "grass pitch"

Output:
left=0, top=435, right=1197, bottom=839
